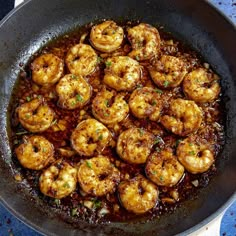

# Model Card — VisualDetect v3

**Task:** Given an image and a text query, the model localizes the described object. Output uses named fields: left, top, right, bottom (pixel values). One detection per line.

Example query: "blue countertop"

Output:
left=0, top=0, right=236, bottom=235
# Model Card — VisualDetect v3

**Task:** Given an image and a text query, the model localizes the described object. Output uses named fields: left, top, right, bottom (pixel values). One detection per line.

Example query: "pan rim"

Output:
left=0, top=0, right=235, bottom=235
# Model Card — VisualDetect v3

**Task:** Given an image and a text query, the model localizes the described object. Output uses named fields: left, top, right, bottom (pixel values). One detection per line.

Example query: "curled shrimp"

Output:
left=17, top=98, right=54, bottom=133
left=177, top=135, right=215, bottom=174
left=127, top=23, right=161, bottom=61
left=39, top=160, right=77, bottom=199
left=56, top=74, right=92, bottom=110
left=65, top=43, right=97, bottom=76
left=15, top=135, right=54, bottom=170
left=77, top=156, right=120, bottom=196
left=104, top=56, right=142, bottom=91
left=90, top=20, right=124, bottom=53
left=116, top=128, right=154, bottom=164
left=118, top=175, right=159, bottom=214
left=71, top=118, right=112, bottom=156
left=160, top=98, right=203, bottom=136
left=129, top=87, right=163, bottom=121
left=92, top=88, right=129, bottom=125
left=31, top=53, right=64, bottom=87
left=145, top=148, right=184, bottom=187
left=183, top=68, right=221, bottom=103
left=148, top=55, right=187, bottom=88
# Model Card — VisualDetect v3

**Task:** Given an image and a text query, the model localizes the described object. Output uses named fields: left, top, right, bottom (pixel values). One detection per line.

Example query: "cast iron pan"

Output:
left=0, top=0, right=236, bottom=235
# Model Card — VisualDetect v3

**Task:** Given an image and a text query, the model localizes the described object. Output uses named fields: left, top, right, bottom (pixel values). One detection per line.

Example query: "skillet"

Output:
left=0, top=0, right=236, bottom=235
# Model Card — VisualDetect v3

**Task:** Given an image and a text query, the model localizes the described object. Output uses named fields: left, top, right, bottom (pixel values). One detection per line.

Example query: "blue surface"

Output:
left=0, top=0, right=235, bottom=235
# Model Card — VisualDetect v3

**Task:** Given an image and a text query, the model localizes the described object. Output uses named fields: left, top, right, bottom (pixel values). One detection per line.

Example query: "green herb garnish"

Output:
left=138, top=128, right=144, bottom=136
left=98, top=134, right=103, bottom=140
left=163, top=80, right=170, bottom=87
left=86, top=160, right=92, bottom=169
left=63, top=182, right=70, bottom=188
left=26, top=96, right=31, bottom=102
left=93, top=199, right=101, bottom=209
left=54, top=199, right=61, bottom=206
left=154, top=88, right=163, bottom=94
left=76, top=94, right=83, bottom=102
left=188, top=151, right=195, bottom=155
left=105, top=61, right=112, bottom=67
left=104, top=100, right=109, bottom=107
left=71, top=208, right=78, bottom=217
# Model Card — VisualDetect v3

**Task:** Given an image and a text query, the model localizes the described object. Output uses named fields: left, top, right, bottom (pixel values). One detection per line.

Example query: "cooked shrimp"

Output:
left=118, top=175, right=159, bottom=214
left=183, top=68, right=221, bottom=103
left=90, top=20, right=124, bottom=53
left=129, top=87, right=163, bottom=121
left=39, top=160, right=77, bottom=199
left=15, top=135, right=54, bottom=170
left=71, top=119, right=112, bottom=156
left=145, top=148, right=184, bottom=187
left=77, top=156, right=120, bottom=196
left=65, top=43, right=97, bottom=76
left=160, top=98, right=203, bottom=136
left=31, top=53, right=64, bottom=87
left=127, top=23, right=161, bottom=61
left=103, top=56, right=141, bottom=91
left=177, top=135, right=215, bottom=174
left=92, top=88, right=129, bottom=124
left=116, top=128, right=154, bottom=164
left=56, top=74, right=92, bottom=110
left=17, top=98, right=54, bottom=133
left=149, top=55, right=187, bottom=88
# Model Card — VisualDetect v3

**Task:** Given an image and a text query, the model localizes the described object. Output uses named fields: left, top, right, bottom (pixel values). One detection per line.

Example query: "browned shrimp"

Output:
left=90, top=20, right=124, bottom=53
left=177, top=135, right=215, bottom=174
left=116, top=128, right=155, bottom=164
left=118, top=175, right=159, bottom=214
left=31, top=53, right=64, bottom=87
left=129, top=87, right=163, bottom=121
left=160, top=98, right=203, bottom=136
left=145, top=148, right=184, bottom=187
left=15, top=135, right=54, bottom=170
left=17, top=98, right=54, bottom=133
left=149, top=55, right=187, bottom=88
left=127, top=23, right=161, bottom=61
left=183, top=68, right=221, bottom=103
left=92, top=88, right=129, bottom=124
left=77, top=156, right=120, bottom=196
left=71, top=119, right=112, bottom=156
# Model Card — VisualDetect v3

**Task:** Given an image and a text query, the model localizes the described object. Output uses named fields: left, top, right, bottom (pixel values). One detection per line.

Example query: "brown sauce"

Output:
left=9, top=20, right=225, bottom=224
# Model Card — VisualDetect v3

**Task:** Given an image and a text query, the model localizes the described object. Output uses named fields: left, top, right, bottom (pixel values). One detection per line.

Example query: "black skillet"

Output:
left=0, top=0, right=236, bottom=235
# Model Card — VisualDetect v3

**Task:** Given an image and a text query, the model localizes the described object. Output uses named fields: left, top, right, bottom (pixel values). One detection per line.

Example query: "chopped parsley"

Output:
left=136, top=84, right=143, bottom=89
left=15, top=131, right=28, bottom=135
left=151, top=170, right=157, bottom=175
left=154, top=88, right=163, bottom=94
left=63, top=182, right=70, bottom=188
left=151, top=100, right=157, bottom=106
left=135, top=55, right=140, bottom=61
left=188, top=151, right=195, bottom=155
left=93, top=199, right=101, bottom=209
left=159, top=176, right=164, bottom=182
left=76, top=94, right=83, bottom=102
left=97, top=56, right=103, bottom=63
left=25, top=114, right=30, bottom=119
left=138, top=128, right=144, bottom=136
left=98, top=134, right=103, bottom=140
left=104, top=100, right=109, bottom=107
left=71, top=208, right=78, bottom=217
left=163, top=80, right=170, bottom=88
left=26, top=96, right=31, bottom=102
left=105, top=61, right=112, bottom=67
left=86, top=160, right=92, bottom=169
left=104, top=112, right=109, bottom=117
left=154, top=137, right=162, bottom=145
left=71, top=74, right=78, bottom=79
left=175, top=139, right=182, bottom=147
left=54, top=199, right=61, bottom=206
